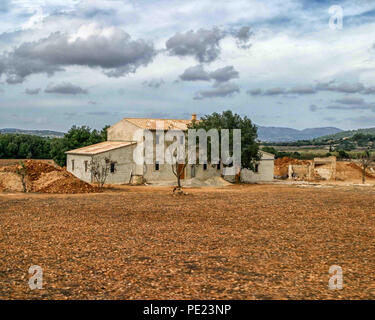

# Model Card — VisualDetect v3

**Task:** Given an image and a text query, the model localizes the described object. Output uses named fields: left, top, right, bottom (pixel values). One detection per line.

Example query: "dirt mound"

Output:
left=204, top=176, right=232, bottom=187
left=274, top=157, right=310, bottom=177
left=336, top=161, right=375, bottom=181
left=181, top=176, right=232, bottom=187
left=0, top=160, right=99, bottom=194
left=24, top=160, right=61, bottom=181
left=0, top=172, right=25, bottom=192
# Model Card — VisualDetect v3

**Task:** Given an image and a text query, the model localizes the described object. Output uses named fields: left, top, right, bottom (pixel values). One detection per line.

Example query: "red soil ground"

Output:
left=0, top=184, right=374, bottom=299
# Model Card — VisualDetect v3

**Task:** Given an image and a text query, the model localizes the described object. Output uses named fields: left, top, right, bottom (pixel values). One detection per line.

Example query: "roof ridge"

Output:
left=65, top=141, right=136, bottom=155
left=124, top=117, right=191, bottom=121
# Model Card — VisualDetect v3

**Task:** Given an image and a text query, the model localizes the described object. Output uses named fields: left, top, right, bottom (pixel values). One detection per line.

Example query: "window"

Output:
left=180, top=135, right=184, bottom=145
left=217, top=163, right=221, bottom=170
left=110, top=162, right=115, bottom=173
left=155, top=161, right=159, bottom=171
left=203, top=163, right=207, bottom=171
left=255, top=164, right=259, bottom=173
left=84, top=161, right=88, bottom=172
left=156, top=134, right=160, bottom=144
left=71, top=160, right=75, bottom=171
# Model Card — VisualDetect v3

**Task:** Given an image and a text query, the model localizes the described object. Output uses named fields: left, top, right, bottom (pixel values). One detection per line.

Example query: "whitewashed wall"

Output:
left=67, top=144, right=136, bottom=184
left=66, top=154, right=92, bottom=183
left=240, top=159, right=274, bottom=183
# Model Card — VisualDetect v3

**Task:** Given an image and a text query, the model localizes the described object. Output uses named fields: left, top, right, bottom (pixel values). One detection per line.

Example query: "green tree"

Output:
left=261, top=146, right=278, bottom=157
left=6, top=142, right=18, bottom=157
left=18, top=142, right=30, bottom=158
left=0, top=126, right=109, bottom=166
left=101, top=125, right=110, bottom=141
left=50, top=138, right=69, bottom=167
left=50, top=125, right=108, bottom=167
left=189, top=110, right=260, bottom=170
left=338, top=150, right=349, bottom=159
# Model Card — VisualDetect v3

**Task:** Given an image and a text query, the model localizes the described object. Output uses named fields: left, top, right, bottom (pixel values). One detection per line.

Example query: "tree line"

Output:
left=263, top=133, right=375, bottom=151
left=0, top=125, right=109, bottom=167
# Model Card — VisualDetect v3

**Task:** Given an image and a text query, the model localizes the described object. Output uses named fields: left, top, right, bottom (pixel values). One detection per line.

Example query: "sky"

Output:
left=1, top=0, right=375, bottom=132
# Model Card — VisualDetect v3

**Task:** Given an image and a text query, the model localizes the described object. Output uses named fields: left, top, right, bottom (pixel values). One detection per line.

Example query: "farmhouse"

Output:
left=66, top=115, right=274, bottom=184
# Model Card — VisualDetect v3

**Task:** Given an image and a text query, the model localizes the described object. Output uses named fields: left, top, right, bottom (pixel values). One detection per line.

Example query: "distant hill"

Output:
left=315, top=127, right=375, bottom=141
left=0, top=128, right=65, bottom=138
left=257, top=126, right=343, bottom=142
left=1, top=126, right=345, bottom=142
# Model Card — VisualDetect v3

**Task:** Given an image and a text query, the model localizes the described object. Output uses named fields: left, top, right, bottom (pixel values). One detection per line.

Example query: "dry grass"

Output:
left=0, top=184, right=374, bottom=299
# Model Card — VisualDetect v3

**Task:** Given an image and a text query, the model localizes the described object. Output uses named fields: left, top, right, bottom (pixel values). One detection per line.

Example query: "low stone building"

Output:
left=287, top=156, right=337, bottom=181
left=240, top=151, right=275, bottom=183
left=66, top=115, right=275, bottom=184
left=66, top=141, right=137, bottom=184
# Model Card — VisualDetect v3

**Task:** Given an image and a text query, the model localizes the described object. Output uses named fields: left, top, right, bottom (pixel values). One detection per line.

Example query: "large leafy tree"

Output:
left=50, top=125, right=109, bottom=166
left=0, top=134, right=51, bottom=159
left=189, top=110, right=260, bottom=170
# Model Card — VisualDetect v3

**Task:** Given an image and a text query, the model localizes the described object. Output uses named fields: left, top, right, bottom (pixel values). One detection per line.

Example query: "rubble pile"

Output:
left=0, top=160, right=99, bottom=193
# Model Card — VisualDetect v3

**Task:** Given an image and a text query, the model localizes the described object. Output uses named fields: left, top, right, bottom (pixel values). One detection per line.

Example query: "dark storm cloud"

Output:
left=335, top=97, right=365, bottom=105
left=247, top=86, right=308, bottom=96
left=45, top=82, right=88, bottom=95
left=233, top=26, right=252, bottom=49
left=247, top=81, right=375, bottom=98
left=179, top=65, right=210, bottom=81
left=264, top=87, right=285, bottom=95
left=246, top=88, right=262, bottom=96
left=209, top=65, right=239, bottom=83
left=25, top=88, right=41, bottom=95
left=193, top=82, right=240, bottom=100
left=2, top=29, right=156, bottom=83
left=166, top=27, right=226, bottom=63
left=288, top=85, right=316, bottom=94
left=142, top=79, right=165, bottom=88
left=316, top=81, right=365, bottom=93
left=329, top=97, right=375, bottom=111
left=363, top=86, right=375, bottom=94
left=179, top=64, right=239, bottom=84
left=180, top=64, right=240, bottom=99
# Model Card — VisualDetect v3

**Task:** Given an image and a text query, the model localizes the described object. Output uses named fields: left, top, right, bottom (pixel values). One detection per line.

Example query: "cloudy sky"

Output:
left=1, top=0, right=375, bottom=131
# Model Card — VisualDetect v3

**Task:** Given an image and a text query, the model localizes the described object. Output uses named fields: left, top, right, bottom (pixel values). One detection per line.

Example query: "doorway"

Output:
left=178, top=164, right=185, bottom=179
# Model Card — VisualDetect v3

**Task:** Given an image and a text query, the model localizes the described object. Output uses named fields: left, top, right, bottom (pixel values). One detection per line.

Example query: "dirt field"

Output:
left=0, top=184, right=374, bottom=300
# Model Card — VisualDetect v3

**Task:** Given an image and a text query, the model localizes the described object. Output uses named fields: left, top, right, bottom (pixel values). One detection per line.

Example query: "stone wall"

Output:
left=67, top=144, right=136, bottom=184
left=240, top=159, right=274, bottom=183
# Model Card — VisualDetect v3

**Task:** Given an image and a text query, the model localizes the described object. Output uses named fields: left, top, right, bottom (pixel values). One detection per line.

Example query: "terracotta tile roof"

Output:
left=65, top=141, right=136, bottom=155
left=124, top=118, right=193, bottom=130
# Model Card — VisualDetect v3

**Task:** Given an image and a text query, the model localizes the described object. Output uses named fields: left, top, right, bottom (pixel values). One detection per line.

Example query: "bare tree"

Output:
left=15, top=161, right=28, bottom=193
left=171, top=160, right=187, bottom=189
left=358, top=150, right=375, bottom=184
left=89, top=157, right=112, bottom=190
left=167, top=133, right=189, bottom=193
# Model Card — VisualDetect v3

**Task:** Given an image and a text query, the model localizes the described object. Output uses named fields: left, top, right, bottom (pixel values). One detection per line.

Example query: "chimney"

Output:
left=191, top=113, right=197, bottom=121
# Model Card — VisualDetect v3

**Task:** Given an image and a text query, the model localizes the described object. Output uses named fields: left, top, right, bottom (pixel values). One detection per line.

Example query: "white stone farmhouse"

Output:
left=66, top=115, right=274, bottom=184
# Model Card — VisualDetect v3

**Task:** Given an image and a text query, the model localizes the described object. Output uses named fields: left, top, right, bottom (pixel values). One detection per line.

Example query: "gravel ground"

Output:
left=0, top=184, right=374, bottom=299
